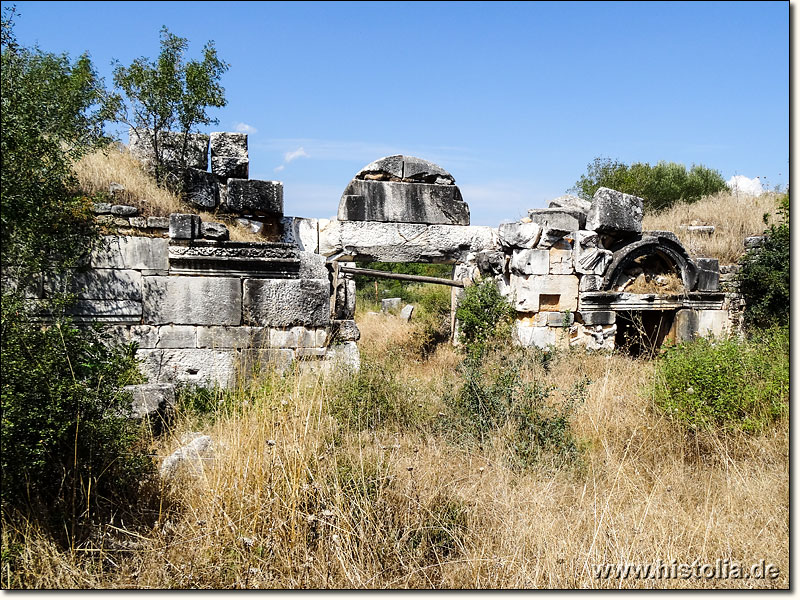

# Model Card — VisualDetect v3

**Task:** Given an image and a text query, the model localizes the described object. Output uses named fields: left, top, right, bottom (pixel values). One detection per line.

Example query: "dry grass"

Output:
left=642, top=190, right=782, bottom=264
left=73, top=146, right=263, bottom=242
left=625, top=272, right=684, bottom=294
left=1, top=315, right=787, bottom=589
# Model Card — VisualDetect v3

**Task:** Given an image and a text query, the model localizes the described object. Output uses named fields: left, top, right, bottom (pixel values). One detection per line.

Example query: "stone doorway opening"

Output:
left=614, top=310, right=677, bottom=357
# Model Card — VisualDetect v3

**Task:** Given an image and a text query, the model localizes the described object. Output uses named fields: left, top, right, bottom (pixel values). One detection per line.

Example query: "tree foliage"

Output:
left=570, top=157, right=728, bottom=213
left=112, top=26, right=229, bottom=185
left=737, top=194, right=789, bottom=330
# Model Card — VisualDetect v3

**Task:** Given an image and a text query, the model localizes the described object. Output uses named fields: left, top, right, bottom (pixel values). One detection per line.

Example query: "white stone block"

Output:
left=510, top=249, right=549, bottom=275
left=143, top=276, right=242, bottom=326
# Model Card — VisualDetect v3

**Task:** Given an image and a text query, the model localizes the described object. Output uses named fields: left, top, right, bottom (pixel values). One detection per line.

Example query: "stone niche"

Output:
left=337, top=155, right=470, bottom=225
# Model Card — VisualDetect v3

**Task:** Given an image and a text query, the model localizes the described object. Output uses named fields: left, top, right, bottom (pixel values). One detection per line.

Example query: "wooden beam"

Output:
left=337, top=265, right=465, bottom=288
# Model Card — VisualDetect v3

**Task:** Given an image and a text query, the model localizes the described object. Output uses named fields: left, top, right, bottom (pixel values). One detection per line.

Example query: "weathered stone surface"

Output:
left=240, top=348, right=296, bottom=375
left=545, top=311, right=574, bottom=327
left=211, top=156, right=249, bottom=179
left=537, top=227, right=570, bottom=249
left=129, top=128, right=209, bottom=171
left=201, top=221, right=230, bottom=241
left=579, top=274, right=603, bottom=292
left=695, top=258, right=720, bottom=292
left=527, top=208, right=583, bottom=232
left=578, top=310, right=616, bottom=325
left=744, top=236, right=765, bottom=249
left=130, top=325, right=159, bottom=348
left=185, top=168, right=218, bottom=209
left=210, top=132, right=248, bottom=159
left=93, top=202, right=112, bottom=215
left=143, top=276, right=242, bottom=326
left=47, top=268, right=142, bottom=300
left=510, top=249, right=549, bottom=275
left=548, top=194, right=592, bottom=215
left=498, top=222, right=542, bottom=249
left=573, top=230, right=613, bottom=276
left=168, top=241, right=299, bottom=278
left=338, top=180, right=469, bottom=225
left=510, top=274, right=579, bottom=312
left=474, top=250, right=505, bottom=276
left=674, top=309, right=728, bottom=342
left=169, top=213, right=201, bottom=240
left=91, top=236, right=169, bottom=271
left=156, top=325, right=197, bottom=349
left=111, top=204, right=139, bottom=217
left=687, top=225, right=715, bottom=235
left=585, top=187, right=643, bottom=234
left=333, top=276, right=357, bottom=320
left=137, top=348, right=238, bottom=387
left=160, top=433, right=214, bottom=479
left=382, top=297, right=402, bottom=313
left=355, top=155, right=455, bottom=185
left=225, top=179, right=283, bottom=216
left=147, top=216, right=170, bottom=229
left=357, top=155, right=404, bottom=180
left=331, top=319, right=360, bottom=341
left=399, top=304, right=414, bottom=321
left=64, top=299, right=142, bottom=323
left=243, top=279, right=329, bottom=327
left=325, top=342, right=360, bottom=371
left=549, top=247, right=574, bottom=275
left=299, top=251, right=328, bottom=280
left=268, top=326, right=320, bottom=348
left=128, top=217, right=148, bottom=228
left=196, top=326, right=267, bottom=349
left=570, top=323, right=616, bottom=351
left=514, top=324, right=556, bottom=349
left=281, top=217, right=319, bottom=252
left=123, top=383, right=176, bottom=421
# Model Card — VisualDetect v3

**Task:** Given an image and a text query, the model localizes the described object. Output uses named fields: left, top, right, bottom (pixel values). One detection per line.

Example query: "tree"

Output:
left=737, top=194, right=789, bottom=330
left=112, top=26, right=229, bottom=186
left=570, top=157, right=728, bottom=213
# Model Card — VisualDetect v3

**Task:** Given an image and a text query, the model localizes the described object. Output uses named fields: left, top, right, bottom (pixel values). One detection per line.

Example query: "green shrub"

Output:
left=737, top=194, right=789, bottom=330
left=570, top=157, right=728, bottom=214
left=653, top=327, right=788, bottom=433
left=454, top=279, right=514, bottom=357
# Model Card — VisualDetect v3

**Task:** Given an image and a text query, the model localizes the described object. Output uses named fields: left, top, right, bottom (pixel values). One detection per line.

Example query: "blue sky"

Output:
left=7, top=1, right=789, bottom=225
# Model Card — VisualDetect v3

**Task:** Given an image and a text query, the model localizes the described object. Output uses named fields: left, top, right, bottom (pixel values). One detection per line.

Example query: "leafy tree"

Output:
left=737, top=194, right=789, bottom=329
left=112, top=26, right=229, bottom=185
left=570, top=157, right=728, bottom=213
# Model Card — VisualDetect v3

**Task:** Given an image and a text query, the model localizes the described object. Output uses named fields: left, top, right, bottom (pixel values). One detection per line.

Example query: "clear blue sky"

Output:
left=7, top=1, right=789, bottom=225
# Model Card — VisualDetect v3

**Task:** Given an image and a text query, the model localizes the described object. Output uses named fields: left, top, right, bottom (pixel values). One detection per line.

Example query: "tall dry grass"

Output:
left=73, top=146, right=262, bottom=242
left=642, top=190, right=782, bottom=264
left=1, top=314, right=787, bottom=589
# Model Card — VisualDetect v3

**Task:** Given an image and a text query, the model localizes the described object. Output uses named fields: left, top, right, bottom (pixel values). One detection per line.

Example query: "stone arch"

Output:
left=602, top=233, right=699, bottom=292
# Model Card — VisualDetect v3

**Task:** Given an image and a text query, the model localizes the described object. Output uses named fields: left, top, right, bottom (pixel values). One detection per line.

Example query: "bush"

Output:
left=454, top=279, right=514, bottom=357
left=653, top=327, right=788, bottom=433
left=737, top=194, right=789, bottom=330
left=570, top=157, right=728, bottom=214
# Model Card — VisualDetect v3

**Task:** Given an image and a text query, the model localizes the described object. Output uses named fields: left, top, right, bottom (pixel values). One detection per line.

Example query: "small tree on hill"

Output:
left=112, top=26, right=229, bottom=186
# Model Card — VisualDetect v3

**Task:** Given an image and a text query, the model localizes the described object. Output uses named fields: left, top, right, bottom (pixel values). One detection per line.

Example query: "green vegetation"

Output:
left=653, top=327, right=788, bottom=433
left=112, top=26, right=229, bottom=186
left=571, top=157, right=728, bottom=213
left=454, top=278, right=514, bottom=357
left=737, top=194, right=789, bottom=330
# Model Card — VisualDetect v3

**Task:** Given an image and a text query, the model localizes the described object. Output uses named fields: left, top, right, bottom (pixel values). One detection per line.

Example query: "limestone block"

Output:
left=211, top=156, right=249, bottom=179
left=325, top=342, right=360, bottom=371
left=426, top=225, right=499, bottom=255
left=585, top=187, right=643, bottom=234
left=130, top=325, right=159, bottom=348
left=744, top=236, right=765, bottom=249
left=160, top=433, right=213, bottom=480
left=169, top=213, right=201, bottom=240
left=514, top=324, right=556, bottom=349
left=299, top=251, right=328, bottom=280
left=196, top=326, right=267, bottom=349
left=579, top=274, right=603, bottom=292
left=547, top=194, right=591, bottom=215
left=498, top=222, right=541, bottom=249
left=143, top=276, right=242, bottom=326
left=210, top=132, right=248, bottom=159
left=338, top=180, right=469, bottom=225
left=511, top=248, right=549, bottom=275
left=93, top=202, right=112, bottom=214
left=675, top=309, right=728, bottom=342
left=129, top=217, right=148, bottom=228
left=201, top=221, right=230, bottom=241
left=381, top=298, right=402, bottom=313
left=156, top=325, right=197, bottom=349
left=295, top=347, right=327, bottom=359
left=185, top=168, right=218, bottom=209
left=225, top=179, right=283, bottom=216
left=268, top=326, right=318, bottom=348
left=332, top=319, right=361, bottom=341
left=400, top=304, right=414, bottom=321
left=545, top=311, right=574, bottom=327
left=549, top=247, right=574, bottom=275
left=147, top=216, right=170, bottom=229
left=91, top=236, right=169, bottom=271
left=65, top=299, right=142, bottom=323
left=357, top=155, right=404, bottom=180
left=332, top=221, right=429, bottom=261
left=281, top=217, right=319, bottom=253
left=137, top=348, right=238, bottom=387
left=48, top=268, right=142, bottom=300
left=573, top=230, right=613, bottom=276
left=111, top=205, right=138, bottom=217
left=509, top=275, right=539, bottom=312
left=333, top=276, right=357, bottom=320
left=695, top=258, right=720, bottom=292
left=243, top=279, right=329, bottom=327
left=123, top=383, right=176, bottom=421
left=475, top=251, right=505, bottom=276
left=239, top=348, right=295, bottom=376
left=537, top=227, right=569, bottom=249
left=578, top=310, right=616, bottom=326
left=527, top=208, right=583, bottom=232
left=510, top=274, right=579, bottom=313
left=129, top=129, right=209, bottom=171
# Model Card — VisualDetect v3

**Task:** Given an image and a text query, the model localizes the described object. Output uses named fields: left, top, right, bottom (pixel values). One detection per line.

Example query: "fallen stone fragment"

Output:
left=399, top=304, right=414, bottom=321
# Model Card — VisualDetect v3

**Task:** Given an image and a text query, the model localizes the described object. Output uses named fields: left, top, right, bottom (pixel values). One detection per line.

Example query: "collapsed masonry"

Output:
left=27, top=142, right=741, bottom=388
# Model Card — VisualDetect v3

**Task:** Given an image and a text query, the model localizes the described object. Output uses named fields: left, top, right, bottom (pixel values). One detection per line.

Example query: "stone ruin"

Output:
left=23, top=138, right=743, bottom=400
